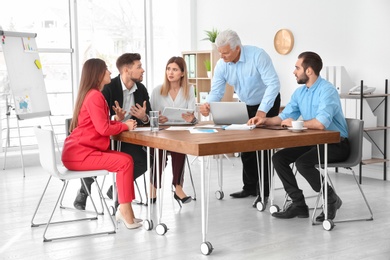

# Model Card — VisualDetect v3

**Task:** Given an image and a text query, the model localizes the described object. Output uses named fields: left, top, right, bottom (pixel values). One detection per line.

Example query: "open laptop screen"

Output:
left=209, top=102, right=249, bottom=125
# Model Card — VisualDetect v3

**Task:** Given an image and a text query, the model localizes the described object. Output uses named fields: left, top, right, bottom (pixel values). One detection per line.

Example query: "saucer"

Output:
left=288, top=127, right=307, bottom=132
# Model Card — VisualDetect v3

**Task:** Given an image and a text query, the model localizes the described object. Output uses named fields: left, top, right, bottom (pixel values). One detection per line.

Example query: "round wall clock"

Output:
left=274, top=29, right=294, bottom=55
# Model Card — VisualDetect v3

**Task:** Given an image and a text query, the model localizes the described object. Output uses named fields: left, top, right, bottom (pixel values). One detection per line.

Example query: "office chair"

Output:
left=31, top=126, right=116, bottom=242
left=314, top=118, right=373, bottom=230
left=63, top=118, right=145, bottom=209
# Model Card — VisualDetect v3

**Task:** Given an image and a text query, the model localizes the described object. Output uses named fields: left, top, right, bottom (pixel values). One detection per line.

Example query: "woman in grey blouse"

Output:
left=150, top=56, right=197, bottom=206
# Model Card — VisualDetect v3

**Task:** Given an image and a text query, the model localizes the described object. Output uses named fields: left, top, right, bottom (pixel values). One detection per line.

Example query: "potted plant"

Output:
left=202, top=28, right=219, bottom=43
left=204, top=59, right=211, bottom=78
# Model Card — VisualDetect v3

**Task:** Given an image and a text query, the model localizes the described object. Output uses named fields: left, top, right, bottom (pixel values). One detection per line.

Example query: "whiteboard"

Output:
left=0, top=30, right=51, bottom=120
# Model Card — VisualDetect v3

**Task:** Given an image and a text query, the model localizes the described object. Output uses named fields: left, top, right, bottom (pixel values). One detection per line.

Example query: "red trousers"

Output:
left=63, top=150, right=134, bottom=204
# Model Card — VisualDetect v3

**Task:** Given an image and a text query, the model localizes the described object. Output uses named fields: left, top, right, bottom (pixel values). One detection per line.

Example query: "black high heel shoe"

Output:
left=173, top=193, right=192, bottom=207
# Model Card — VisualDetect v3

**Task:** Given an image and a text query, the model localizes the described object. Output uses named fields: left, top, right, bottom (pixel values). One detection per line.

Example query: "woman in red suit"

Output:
left=62, top=58, right=142, bottom=229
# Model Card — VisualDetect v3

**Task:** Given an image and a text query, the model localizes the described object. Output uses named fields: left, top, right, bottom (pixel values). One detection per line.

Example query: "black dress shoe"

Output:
left=272, top=203, right=309, bottom=219
left=230, top=190, right=256, bottom=198
left=106, top=185, right=113, bottom=200
left=252, top=195, right=269, bottom=208
left=173, top=193, right=192, bottom=208
left=74, top=189, right=88, bottom=210
left=316, top=194, right=343, bottom=222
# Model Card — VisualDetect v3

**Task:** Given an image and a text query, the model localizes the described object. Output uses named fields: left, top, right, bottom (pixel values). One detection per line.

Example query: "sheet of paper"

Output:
left=189, top=128, right=217, bottom=134
left=166, top=126, right=194, bottom=131
left=132, top=127, right=152, bottom=131
left=195, top=124, right=223, bottom=129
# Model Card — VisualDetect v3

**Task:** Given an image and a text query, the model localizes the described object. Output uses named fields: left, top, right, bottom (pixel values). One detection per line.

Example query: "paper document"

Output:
left=222, top=124, right=256, bottom=130
left=189, top=128, right=217, bottom=134
left=166, top=126, right=194, bottom=131
left=195, top=124, right=223, bottom=129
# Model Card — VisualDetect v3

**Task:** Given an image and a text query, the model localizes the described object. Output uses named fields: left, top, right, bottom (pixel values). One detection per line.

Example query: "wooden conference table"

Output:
left=112, top=125, right=340, bottom=255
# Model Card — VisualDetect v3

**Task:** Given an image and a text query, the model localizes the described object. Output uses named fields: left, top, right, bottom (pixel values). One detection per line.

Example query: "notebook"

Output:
left=209, top=102, right=249, bottom=125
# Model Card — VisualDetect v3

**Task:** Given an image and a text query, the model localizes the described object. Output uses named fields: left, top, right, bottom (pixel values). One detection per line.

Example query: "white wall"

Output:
left=194, top=0, right=390, bottom=106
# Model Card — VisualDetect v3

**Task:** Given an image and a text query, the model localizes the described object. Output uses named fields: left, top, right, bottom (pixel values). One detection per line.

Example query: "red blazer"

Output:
left=62, top=89, right=128, bottom=162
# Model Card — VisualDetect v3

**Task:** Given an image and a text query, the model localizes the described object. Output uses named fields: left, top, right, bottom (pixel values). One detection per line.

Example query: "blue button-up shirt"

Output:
left=280, top=76, right=348, bottom=138
left=207, top=45, right=280, bottom=113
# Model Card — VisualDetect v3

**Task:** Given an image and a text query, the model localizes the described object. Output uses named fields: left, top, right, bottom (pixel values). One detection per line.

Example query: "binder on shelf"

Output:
left=189, top=54, right=196, bottom=78
left=184, top=55, right=190, bottom=78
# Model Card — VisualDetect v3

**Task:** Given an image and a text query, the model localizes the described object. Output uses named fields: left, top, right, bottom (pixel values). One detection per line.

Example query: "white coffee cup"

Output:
left=291, top=120, right=304, bottom=129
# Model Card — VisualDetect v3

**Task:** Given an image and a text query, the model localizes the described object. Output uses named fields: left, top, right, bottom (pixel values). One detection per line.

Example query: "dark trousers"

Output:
left=241, top=93, right=281, bottom=196
left=151, top=149, right=186, bottom=188
left=80, top=142, right=147, bottom=193
left=272, top=139, right=350, bottom=203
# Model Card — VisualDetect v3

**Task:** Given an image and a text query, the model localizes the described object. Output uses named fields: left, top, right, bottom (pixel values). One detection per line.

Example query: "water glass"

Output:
left=149, top=111, right=159, bottom=132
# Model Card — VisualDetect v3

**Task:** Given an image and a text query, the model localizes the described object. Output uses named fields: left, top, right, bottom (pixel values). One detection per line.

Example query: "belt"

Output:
left=246, top=104, right=260, bottom=109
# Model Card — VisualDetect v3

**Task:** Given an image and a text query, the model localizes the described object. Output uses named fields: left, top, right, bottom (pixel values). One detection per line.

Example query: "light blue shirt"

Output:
left=207, top=45, right=280, bottom=113
left=279, top=76, right=348, bottom=138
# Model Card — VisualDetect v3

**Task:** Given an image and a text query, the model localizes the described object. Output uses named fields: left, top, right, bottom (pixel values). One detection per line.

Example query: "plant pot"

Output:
left=207, top=71, right=211, bottom=78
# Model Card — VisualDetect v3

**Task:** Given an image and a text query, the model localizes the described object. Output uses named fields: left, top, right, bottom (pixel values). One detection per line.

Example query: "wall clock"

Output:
left=274, top=29, right=294, bottom=55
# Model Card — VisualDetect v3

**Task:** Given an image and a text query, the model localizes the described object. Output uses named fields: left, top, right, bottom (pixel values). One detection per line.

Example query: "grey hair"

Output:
left=215, top=29, right=242, bottom=49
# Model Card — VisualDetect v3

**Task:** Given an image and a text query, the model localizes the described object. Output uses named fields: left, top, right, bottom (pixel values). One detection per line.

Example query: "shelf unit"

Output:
left=182, top=49, right=234, bottom=103
left=340, top=79, right=389, bottom=183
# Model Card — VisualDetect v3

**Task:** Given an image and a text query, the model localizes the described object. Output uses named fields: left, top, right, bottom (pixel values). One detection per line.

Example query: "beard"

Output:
left=131, top=76, right=143, bottom=83
left=297, top=73, right=309, bottom=84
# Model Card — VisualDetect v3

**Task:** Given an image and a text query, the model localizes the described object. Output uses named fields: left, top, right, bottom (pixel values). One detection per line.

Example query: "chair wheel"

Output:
left=269, top=204, right=280, bottom=214
left=256, top=201, right=265, bottom=212
left=109, top=206, right=116, bottom=216
left=143, top=219, right=153, bottom=231
left=156, top=223, right=168, bottom=235
left=200, top=241, right=214, bottom=255
left=323, top=219, right=335, bottom=231
left=215, top=190, right=224, bottom=200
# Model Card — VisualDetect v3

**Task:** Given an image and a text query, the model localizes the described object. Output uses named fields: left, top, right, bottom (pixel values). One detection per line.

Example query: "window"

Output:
left=0, top=0, right=72, bottom=148
left=0, top=0, right=192, bottom=151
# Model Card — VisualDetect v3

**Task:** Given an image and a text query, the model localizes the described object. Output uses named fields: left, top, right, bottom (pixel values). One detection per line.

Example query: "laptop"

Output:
left=209, top=102, right=249, bottom=125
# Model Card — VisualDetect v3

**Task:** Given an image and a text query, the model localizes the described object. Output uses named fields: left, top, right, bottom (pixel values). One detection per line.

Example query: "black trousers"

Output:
left=80, top=142, right=147, bottom=193
left=241, top=93, right=281, bottom=196
left=151, top=149, right=186, bottom=188
left=272, top=139, right=350, bottom=203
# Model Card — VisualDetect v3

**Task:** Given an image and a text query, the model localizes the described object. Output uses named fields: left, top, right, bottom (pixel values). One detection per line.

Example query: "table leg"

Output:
left=215, top=154, right=224, bottom=200
left=321, top=143, right=335, bottom=230
left=254, top=150, right=266, bottom=211
left=155, top=148, right=168, bottom=235
left=144, top=146, right=153, bottom=231
left=200, top=156, right=213, bottom=255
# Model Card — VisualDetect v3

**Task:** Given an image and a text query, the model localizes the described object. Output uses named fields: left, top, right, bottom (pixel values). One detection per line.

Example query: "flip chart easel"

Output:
left=1, top=30, right=56, bottom=176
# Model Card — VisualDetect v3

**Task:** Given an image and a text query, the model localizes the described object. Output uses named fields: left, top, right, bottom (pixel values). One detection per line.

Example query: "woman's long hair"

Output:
left=160, top=56, right=190, bottom=99
left=69, top=58, right=107, bottom=132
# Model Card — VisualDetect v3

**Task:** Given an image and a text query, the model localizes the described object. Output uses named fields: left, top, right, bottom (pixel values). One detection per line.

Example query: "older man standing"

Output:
left=200, top=29, right=280, bottom=207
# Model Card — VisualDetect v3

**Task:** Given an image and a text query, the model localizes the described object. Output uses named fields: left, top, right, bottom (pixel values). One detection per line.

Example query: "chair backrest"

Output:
left=65, top=118, right=72, bottom=137
left=342, top=118, right=364, bottom=167
left=34, top=126, right=62, bottom=178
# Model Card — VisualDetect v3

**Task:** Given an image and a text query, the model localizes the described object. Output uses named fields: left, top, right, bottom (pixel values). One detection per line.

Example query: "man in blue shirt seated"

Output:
left=200, top=29, right=281, bottom=208
left=249, top=51, right=350, bottom=221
